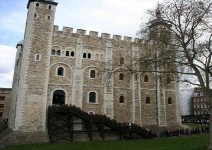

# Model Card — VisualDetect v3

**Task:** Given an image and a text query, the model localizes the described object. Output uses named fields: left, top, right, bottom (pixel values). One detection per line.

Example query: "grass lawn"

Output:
left=3, top=135, right=209, bottom=150
left=183, top=123, right=209, bottom=128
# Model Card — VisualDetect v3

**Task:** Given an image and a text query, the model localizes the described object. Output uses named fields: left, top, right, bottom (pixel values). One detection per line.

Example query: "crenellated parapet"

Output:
left=53, top=25, right=147, bottom=44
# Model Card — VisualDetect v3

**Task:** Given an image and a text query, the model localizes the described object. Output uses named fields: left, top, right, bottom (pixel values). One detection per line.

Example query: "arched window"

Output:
left=90, top=70, right=96, bottom=78
left=146, top=97, right=150, bottom=104
left=119, top=96, right=124, bottom=103
left=71, top=51, right=75, bottom=57
left=134, top=74, right=138, bottom=81
left=52, top=49, right=55, bottom=55
left=120, top=57, right=124, bottom=65
left=36, top=3, right=39, bottom=7
left=144, top=75, right=148, bottom=82
left=57, top=50, right=61, bottom=56
left=66, top=51, right=69, bottom=56
left=168, top=97, right=172, bottom=104
left=88, top=53, right=91, bottom=59
left=167, top=76, right=171, bottom=84
left=83, top=53, right=87, bottom=58
left=53, top=90, right=65, bottom=105
left=119, top=73, right=124, bottom=80
left=49, top=5, right=52, bottom=9
left=89, top=92, right=96, bottom=103
left=57, top=67, right=64, bottom=76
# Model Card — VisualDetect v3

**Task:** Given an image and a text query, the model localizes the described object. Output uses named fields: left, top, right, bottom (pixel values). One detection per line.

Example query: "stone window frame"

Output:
left=89, top=69, right=97, bottom=79
left=134, top=74, right=138, bottom=82
left=34, top=54, right=41, bottom=62
left=87, top=91, right=98, bottom=104
left=120, top=57, right=124, bottom=65
left=56, top=66, right=65, bottom=77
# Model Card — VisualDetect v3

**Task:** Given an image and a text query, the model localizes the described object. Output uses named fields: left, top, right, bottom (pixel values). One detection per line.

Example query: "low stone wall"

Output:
left=0, top=129, right=49, bottom=148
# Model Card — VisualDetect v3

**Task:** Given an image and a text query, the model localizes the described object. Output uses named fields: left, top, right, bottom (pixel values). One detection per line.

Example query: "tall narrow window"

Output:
left=89, top=92, right=96, bottom=103
left=88, top=53, right=91, bottom=59
left=144, top=75, right=148, bottom=82
left=90, top=70, right=96, bottom=78
left=47, top=16, right=51, bottom=20
left=66, top=51, right=69, bottom=56
left=134, top=74, right=138, bottom=81
left=119, top=73, right=124, bottom=80
left=168, top=97, right=172, bottom=104
left=57, top=50, right=61, bottom=56
left=35, top=54, right=40, bottom=61
left=120, top=57, right=124, bottom=65
left=0, top=112, right=3, bottom=117
left=83, top=53, right=87, bottom=58
left=52, top=49, right=56, bottom=55
left=167, top=76, right=171, bottom=84
left=119, top=96, right=124, bottom=103
left=57, top=67, right=64, bottom=76
left=71, top=51, right=75, bottom=57
left=49, top=5, right=52, bottom=9
left=146, top=97, right=150, bottom=104
left=34, top=13, right=37, bottom=18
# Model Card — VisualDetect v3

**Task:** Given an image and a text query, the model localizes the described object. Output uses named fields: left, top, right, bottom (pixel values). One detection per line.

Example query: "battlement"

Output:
left=54, top=25, right=145, bottom=43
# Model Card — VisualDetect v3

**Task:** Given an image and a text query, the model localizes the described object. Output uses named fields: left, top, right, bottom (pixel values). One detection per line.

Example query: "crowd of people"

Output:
left=159, top=127, right=209, bottom=138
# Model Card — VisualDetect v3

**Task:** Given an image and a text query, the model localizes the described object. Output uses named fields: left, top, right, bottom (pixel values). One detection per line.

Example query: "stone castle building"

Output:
left=7, top=0, right=181, bottom=143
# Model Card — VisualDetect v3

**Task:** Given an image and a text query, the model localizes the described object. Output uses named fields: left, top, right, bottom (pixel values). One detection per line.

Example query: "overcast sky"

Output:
left=0, top=0, right=163, bottom=88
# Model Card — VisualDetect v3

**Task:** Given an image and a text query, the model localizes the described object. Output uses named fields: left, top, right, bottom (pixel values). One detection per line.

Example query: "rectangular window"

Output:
left=83, top=53, right=86, bottom=58
left=90, top=70, right=96, bottom=78
left=0, top=112, right=3, bottom=117
left=0, top=96, right=5, bottom=101
left=0, top=104, right=4, bottom=109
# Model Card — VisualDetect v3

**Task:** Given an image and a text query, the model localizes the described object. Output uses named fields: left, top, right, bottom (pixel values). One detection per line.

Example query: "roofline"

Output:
left=27, top=0, right=58, bottom=9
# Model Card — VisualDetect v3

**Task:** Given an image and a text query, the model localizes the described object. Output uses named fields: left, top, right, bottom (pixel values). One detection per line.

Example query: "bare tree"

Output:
left=138, top=0, right=212, bottom=148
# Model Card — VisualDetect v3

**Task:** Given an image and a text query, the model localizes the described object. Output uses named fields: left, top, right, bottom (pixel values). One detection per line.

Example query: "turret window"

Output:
left=35, top=54, right=41, bottom=61
left=49, top=5, right=52, bottom=9
left=36, top=3, right=39, bottom=7
left=47, top=16, right=51, bottom=20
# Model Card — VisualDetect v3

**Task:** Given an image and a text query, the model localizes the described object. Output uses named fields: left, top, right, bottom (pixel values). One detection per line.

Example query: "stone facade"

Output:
left=8, top=0, right=181, bottom=143
left=0, top=88, right=12, bottom=123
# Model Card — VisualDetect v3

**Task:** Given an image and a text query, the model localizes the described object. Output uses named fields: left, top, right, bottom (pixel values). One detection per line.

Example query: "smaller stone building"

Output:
left=192, top=88, right=210, bottom=115
left=0, top=88, right=12, bottom=123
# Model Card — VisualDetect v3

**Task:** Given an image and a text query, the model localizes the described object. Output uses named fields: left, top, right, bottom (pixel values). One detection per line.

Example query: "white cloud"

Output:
left=0, top=45, right=16, bottom=88
left=55, top=0, right=163, bottom=37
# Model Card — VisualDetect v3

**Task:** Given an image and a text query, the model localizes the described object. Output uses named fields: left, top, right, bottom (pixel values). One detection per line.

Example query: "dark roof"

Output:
left=27, top=0, right=58, bottom=8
